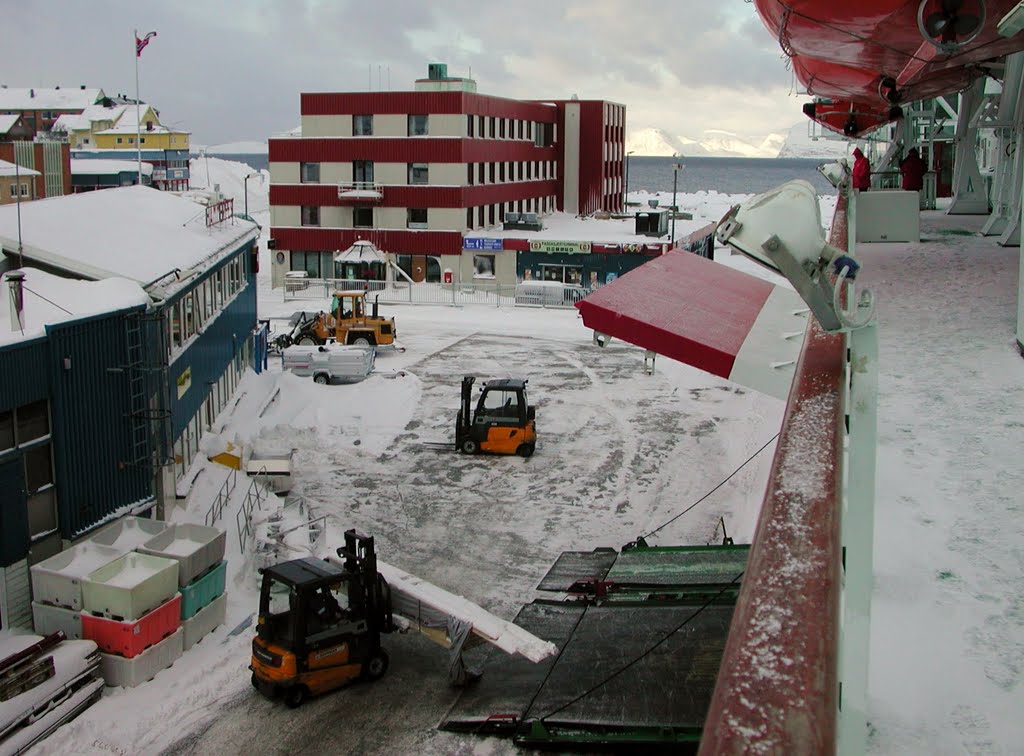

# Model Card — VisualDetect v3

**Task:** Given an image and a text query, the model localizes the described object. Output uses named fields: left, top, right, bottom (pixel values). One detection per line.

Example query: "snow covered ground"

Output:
left=22, top=161, right=1023, bottom=755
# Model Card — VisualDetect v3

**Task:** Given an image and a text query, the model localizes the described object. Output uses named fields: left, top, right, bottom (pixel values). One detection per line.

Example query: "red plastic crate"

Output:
left=82, top=593, right=182, bottom=658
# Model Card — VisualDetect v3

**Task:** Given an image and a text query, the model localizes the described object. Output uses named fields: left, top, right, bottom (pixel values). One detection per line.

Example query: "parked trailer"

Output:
left=281, top=344, right=375, bottom=384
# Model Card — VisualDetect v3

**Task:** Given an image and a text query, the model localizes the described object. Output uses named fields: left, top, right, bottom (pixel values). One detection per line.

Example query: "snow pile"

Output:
left=189, top=156, right=269, bottom=216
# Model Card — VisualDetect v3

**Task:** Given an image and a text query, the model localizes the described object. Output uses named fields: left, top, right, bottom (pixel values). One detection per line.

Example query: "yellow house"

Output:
left=0, top=160, right=41, bottom=205
left=53, top=105, right=128, bottom=149
left=93, top=105, right=190, bottom=151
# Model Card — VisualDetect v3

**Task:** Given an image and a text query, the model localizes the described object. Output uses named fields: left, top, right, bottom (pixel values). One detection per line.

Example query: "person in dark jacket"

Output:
left=900, top=147, right=927, bottom=191
left=852, top=147, right=871, bottom=191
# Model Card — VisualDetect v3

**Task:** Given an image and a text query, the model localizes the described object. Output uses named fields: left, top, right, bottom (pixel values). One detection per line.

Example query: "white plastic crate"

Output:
left=30, top=542, right=125, bottom=611
left=88, top=516, right=169, bottom=552
left=182, top=592, right=227, bottom=651
left=82, top=552, right=179, bottom=621
left=98, top=628, right=183, bottom=688
left=31, top=601, right=84, bottom=640
left=138, top=523, right=226, bottom=587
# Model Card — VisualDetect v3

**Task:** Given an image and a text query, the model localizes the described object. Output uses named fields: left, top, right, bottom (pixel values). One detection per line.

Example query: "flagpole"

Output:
left=134, top=28, right=142, bottom=186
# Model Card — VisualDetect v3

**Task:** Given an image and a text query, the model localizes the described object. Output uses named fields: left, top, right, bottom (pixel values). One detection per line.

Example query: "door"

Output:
left=0, top=459, right=29, bottom=567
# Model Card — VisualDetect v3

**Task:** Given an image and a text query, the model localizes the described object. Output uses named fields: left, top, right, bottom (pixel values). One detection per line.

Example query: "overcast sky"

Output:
left=4, top=1, right=800, bottom=146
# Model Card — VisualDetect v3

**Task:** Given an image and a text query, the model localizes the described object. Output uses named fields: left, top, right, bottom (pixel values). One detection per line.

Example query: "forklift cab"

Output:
left=456, top=376, right=537, bottom=457
left=252, top=544, right=391, bottom=708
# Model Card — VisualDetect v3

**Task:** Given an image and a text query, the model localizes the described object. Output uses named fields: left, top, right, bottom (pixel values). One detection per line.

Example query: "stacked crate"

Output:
left=138, top=524, right=227, bottom=651
left=30, top=543, right=127, bottom=641
left=28, top=517, right=228, bottom=689
left=81, top=552, right=183, bottom=688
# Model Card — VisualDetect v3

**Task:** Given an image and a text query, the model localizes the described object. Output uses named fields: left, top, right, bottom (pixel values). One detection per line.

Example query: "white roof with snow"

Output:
left=0, top=268, right=150, bottom=347
left=70, top=158, right=153, bottom=176
left=52, top=104, right=129, bottom=133
left=0, top=185, right=258, bottom=286
left=0, top=87, right=104, bottom=111
left=0, top=159, right=40, bottom=177
left=0, top=114, right=20, bottom=134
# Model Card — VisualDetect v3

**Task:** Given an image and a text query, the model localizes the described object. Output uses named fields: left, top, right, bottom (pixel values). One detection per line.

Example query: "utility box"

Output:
left=635, top=210, right=669, bottom=238
left=855, top=190, right=920, bottom=243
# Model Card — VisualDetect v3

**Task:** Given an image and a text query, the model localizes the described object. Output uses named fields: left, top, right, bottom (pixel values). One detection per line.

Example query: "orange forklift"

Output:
left=455, top=376, right=537, bottom=457
left=250, top=530, right=394, bottom=708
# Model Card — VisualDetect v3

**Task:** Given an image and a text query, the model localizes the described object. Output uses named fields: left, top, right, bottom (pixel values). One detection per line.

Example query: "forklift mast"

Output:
left=337, top=529, right=394, bottom=635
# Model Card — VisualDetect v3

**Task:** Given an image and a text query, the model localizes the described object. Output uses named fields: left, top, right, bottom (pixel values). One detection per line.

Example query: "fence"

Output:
left=235, top=470, right=269, bottom=552
left=283, top=278, right=591, bottom=310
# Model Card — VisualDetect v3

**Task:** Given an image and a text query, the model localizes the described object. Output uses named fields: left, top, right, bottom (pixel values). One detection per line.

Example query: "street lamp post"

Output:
left=624, top=150, right=635, bottom=211
left=671, top=156, right=684, bottom=245
left=243, top=172, right=262, bottom=217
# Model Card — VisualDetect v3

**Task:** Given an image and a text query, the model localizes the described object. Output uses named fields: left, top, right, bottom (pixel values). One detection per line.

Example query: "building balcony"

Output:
left=337, top=182, right=383, bottom=203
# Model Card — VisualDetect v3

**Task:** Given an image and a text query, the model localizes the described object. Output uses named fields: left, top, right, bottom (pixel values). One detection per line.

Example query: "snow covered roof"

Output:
left=0, top=159, right=40, bottom=177
left=0, top=185, right=259, bottom=287
left=0, top=114, right=20, bottom=134
left=465, top=210, right=709, bottom=245
left=95, top=106, right=189, bottom=136
left=0, top=87, right=104, bottom=111
left=52, top=104, right=129, bottom=133
left=0, top=267, right=150, bottom=347
left=70, top=158, right=153, bottom=176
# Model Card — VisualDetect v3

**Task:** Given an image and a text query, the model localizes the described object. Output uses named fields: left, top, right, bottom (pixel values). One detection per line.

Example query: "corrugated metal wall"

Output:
left=47, top=307, right=153, bottom=538
left=168, top=259, right=258, bottom=437
left=0, top=338, right=50, bottom=410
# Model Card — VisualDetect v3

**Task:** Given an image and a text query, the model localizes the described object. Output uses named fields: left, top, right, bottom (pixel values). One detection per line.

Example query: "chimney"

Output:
left=7, top=271, right=26, bottom=332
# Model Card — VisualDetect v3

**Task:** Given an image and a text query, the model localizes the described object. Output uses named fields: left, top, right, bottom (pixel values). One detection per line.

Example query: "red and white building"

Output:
left=268, top=65, right=625, bottom=285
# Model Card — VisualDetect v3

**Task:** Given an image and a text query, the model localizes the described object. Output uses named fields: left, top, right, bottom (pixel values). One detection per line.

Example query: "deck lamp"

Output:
left=715, top=180, right=875, bottom=332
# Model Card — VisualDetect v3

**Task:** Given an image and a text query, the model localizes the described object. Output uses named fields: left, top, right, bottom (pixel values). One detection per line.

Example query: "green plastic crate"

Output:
left=180, top=560, right=226, bottom=620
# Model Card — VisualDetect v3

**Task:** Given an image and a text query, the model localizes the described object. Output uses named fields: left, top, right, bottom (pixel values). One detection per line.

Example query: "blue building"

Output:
left=0, top=185, right=261, bottom=629
left=71, top=148, right=189, bottom=191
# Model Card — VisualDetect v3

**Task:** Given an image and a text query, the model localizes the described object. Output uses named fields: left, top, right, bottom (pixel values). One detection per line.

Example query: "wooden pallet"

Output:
left=0, top=656, right=56, bottom=702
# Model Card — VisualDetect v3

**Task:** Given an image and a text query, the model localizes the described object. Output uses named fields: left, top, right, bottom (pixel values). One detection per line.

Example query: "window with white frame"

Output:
left=408, top=114, right=428, bottom=136
left=408, top=163, right=428, bottom=185
left=354, top=115, right=373, bottom=135
left=301, top=205, right=320, bottom=226
left=407, top=208, right=428, bottom=229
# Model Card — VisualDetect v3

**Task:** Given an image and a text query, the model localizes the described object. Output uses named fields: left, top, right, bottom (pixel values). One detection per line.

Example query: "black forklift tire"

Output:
left=517, top=443, right=535, bottom=458
left=251, top=672, right=259, bottom=690
left=362, top=649, right=390, bottom=681
left=460, top=439, right=478, bottom=455
left=284, top=685, right=308, bottom=709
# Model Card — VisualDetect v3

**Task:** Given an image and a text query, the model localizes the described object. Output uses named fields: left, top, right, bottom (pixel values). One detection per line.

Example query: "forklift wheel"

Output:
left=517, top=443, right=535, bottom=458
left=460, top=439, right=478, bottom=455
left=284, top=685, right=308, bottom=709
left=362, top=649, right=390, bottom=681
left=251, top=673, right=259, bottom=690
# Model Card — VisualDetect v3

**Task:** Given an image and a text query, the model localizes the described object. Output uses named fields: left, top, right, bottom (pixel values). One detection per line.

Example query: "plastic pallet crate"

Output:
left=182, top=592, right=227, bottom=651
left=99, top=628, right=183, bottom=688
left=139, top=523, right=226, bottom=587
left=88, top=516, right=169, bottom=552
left=31, top=601, right=84, bottom=640
left=180, top=561, right=226, bottom=620
left=30, top=543, right=125, bottom=611
left=82, top=552, right=179, bottom=622
left=82, top=594, right=182, bottom=659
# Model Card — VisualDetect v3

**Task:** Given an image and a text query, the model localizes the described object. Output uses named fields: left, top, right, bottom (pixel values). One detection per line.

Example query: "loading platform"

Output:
left=442, top=543, right=749, bottom=747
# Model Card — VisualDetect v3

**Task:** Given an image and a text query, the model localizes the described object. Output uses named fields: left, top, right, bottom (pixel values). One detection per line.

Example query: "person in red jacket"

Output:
left=852, top=147, right=871, bottom=191
left=900, top=147, right=927, bottom=191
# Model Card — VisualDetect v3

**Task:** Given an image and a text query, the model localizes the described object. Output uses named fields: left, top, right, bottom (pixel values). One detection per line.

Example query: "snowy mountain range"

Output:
left=627, top=122, right=855, bottom=160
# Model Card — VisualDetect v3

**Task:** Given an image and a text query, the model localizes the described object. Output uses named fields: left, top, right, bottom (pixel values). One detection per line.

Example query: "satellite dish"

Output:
left=918, top=0, right=987, bottom=52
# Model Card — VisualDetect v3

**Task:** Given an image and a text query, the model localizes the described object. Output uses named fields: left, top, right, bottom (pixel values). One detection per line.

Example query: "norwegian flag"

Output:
left=136, top=31, right=157, bottom=57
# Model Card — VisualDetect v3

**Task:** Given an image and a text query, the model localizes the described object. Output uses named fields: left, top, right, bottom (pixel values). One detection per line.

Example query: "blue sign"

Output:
left=463, top=238, right=503, bottom=251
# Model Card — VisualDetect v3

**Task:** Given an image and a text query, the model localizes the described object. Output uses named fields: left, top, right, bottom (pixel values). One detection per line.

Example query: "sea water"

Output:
left=205, top=153, right=837, bottom=196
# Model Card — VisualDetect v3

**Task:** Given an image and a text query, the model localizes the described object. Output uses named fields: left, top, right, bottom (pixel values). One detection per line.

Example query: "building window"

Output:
left=354, top=160, right=374, bottom=185
left=117, top=137, right=123, bottom=144
left=466, top=207, right=474, bottom=230
left=140, top=137, right=146, bottom=144
left=17, top=400, right=49, bottom=442
left=9, top=184, right=15, bottom=198
left=407, top=208, right=428, bottom=229
left=408, top=114, right=428, bottom=136
left=467, top=164, right=474, bottom=185
left=354, top=207, right=373, bottom=228
left=499, top=163, right=505, bottom=182
left=473, top=254, right=495, bottom=279
left=354, top=115, right=373, bottom=135
left=478, top=115, right=485, bottom=137
left=467, top=116, right=474, bottom=138
left=128, top=137, right=135, bottom=144
left=301, top=205, right=320, bottom=226
left=0, top=409, right=12, bottom=451
left=291, top=250, right=322, bottom=278
left=408, top=163, right=428, bottom=185
left=499, top=119, right=506, bottom=139
left=488, top=163, right=495, bottom=183
left=301, top=162, right=321, bottom=183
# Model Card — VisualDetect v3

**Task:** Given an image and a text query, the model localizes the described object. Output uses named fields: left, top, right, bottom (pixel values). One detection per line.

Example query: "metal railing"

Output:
left=205, top=468, right=237, bottom=526
left=283, top=278, right=590, bottom=310
left=235, top=468, right=269, bottom=552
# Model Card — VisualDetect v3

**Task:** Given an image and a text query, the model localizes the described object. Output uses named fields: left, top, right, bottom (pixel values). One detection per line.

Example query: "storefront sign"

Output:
left=176, top=367, right=192, bottom=399
left=528, top=240, right=592, bottom=254
left=463, top=238, right=503, bottom=251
